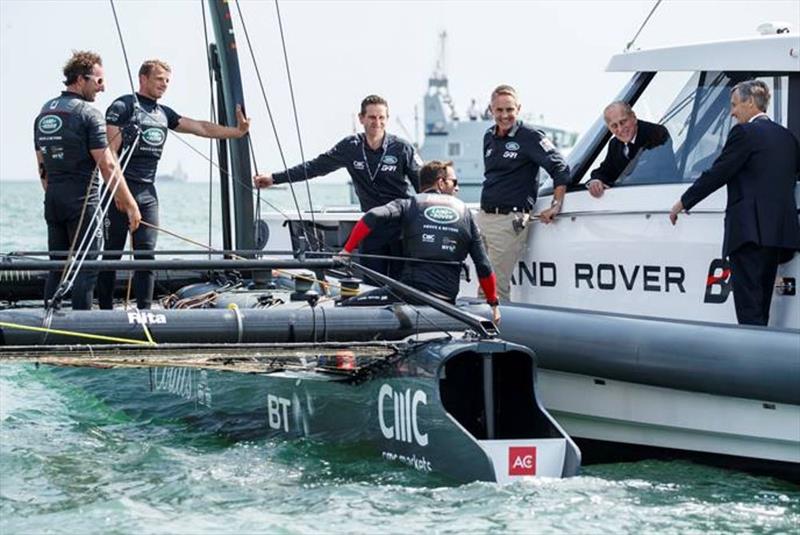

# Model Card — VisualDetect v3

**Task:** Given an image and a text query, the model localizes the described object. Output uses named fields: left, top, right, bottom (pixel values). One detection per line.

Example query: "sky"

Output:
left=1, top=0, right=798, bottom=182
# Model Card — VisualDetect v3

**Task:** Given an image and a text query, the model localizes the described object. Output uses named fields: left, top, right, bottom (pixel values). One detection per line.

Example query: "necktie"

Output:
left=624, top=143, right=634, bottom=159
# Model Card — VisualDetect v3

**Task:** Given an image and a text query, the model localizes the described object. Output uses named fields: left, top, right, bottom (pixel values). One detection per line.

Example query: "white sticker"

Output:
left=539, top=137, right=556, bottom=152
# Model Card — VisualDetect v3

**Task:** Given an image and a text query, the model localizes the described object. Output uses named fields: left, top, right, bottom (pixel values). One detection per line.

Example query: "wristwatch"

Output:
left=487, top=298, right=499, bottom=307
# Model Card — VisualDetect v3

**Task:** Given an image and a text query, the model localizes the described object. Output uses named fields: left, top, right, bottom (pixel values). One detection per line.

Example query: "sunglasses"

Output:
left=83, top=74, right=104, bottom=85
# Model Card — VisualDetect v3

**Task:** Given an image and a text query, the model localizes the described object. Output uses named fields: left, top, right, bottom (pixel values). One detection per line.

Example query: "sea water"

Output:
left=1, top=181, right=798, bottom=534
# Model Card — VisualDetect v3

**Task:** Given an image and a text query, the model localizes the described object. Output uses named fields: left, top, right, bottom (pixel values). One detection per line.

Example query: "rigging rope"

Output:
left=200, top=0, right=217, bottom=260
left=232, top=0, right=312, bottom=250
left=48, top=137, right=140, bottom=310
left=625, top=0, right=662, bottom=52
left=273, top=0, right=320, bottom=248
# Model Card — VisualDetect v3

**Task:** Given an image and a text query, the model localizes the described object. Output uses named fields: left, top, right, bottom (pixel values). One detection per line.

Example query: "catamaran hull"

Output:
left=36, top=338, right=580, bottom=484
left=0, top=305, right=484, bottom=346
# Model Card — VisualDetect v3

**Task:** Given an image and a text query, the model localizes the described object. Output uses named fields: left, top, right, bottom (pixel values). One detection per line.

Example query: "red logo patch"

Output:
left=508, top=447, right=537, bottom=476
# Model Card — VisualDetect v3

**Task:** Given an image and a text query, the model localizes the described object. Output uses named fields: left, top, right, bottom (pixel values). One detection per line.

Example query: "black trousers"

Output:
left=357, top=219, right=404, bottom=280
left=96, top=182, right=159, bottom=309
left=44, top=182, right=99, bottom=310
left=729, top=243, right=782, bottom=326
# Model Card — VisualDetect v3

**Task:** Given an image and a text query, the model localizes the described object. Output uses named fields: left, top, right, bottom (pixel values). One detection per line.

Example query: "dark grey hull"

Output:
left=37, top=338, right=580, bottom=483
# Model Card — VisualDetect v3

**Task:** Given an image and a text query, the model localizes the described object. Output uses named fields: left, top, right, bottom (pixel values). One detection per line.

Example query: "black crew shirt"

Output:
left=105, top=93, right=181, bottom=184
left=33, top=91, right=107, bottom=185
left=273, top=133, right=421, bottom=211
left=481, top=121, right=570, bottom=210
left=364, top=191, right=492, bottom=301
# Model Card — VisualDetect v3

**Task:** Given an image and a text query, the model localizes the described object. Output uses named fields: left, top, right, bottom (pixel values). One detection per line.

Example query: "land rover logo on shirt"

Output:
left=505, top=141, right=520, bottom=151
left=382, top=155, right=398, bottom=165
left=38, top=115, right=62, bottom=135
left=142, top=127, right=166, bottom=146
left=423, top=206, right=460, bottom=224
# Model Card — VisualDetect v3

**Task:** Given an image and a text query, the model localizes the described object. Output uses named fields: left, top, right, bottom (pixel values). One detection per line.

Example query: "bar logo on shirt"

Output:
left=424, top=206, right=460, bottom=224
left=382, top=155, right=398, bottom=165
left=37, top=115, right=62, bottom=135
left=142, top=128, right=166, bottom=147
left=505, top=142, right=520, bottom=151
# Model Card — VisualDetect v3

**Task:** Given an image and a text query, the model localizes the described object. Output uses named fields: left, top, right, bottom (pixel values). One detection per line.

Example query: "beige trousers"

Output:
left=476, top=210, right=530, bottom=302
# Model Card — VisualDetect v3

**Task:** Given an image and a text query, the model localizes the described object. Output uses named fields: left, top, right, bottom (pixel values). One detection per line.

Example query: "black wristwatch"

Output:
left=487, top=298, right=499, bottom=307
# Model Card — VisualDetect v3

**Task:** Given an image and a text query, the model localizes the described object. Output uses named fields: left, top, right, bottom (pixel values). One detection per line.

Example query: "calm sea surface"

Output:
left=1, top=181, right=798, bottom=534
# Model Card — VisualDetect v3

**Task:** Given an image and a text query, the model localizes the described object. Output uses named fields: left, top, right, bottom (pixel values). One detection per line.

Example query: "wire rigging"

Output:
left=232, top=0, right=312, bottom=250
left=200, top=0, right=218, bottom=259
left=625, top=0, right=662, bottom=52
left=273, top=0, right=320, bottom=248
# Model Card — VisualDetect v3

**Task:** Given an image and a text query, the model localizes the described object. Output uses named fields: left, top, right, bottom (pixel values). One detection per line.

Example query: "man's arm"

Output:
left=341, top=199, right=407, bottom=253
left=106, top=124, right=123, bottom=155
left=538, top=184, right=566, bottom=224
left=527, top=132, right=570, bottom=223
left=35, top=150, right=47, bottom=191
left=91, top=147, right=140, bottom=232
left=586, top=141, right=622, bottom=198
left=255, top=137, right=352, bottom=188
left=670, top=125, right=750, bottom=224
left=467, top=216, right=501, bottom=323
left=681, top=126, right=749, bottom=211
left=175, top=104, right=249, bottom=139
left=406, top=145, right=422, bottom=192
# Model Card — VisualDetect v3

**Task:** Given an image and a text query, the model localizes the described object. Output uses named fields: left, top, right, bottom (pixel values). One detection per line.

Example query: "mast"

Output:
left=207, top=0, right=255, bottom=252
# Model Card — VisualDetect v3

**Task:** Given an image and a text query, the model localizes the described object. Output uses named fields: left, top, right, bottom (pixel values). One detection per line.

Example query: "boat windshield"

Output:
left=605, top=71, right=790, bottom=186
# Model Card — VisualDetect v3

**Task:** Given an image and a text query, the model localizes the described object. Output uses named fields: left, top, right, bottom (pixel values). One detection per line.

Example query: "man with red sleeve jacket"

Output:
left=340, top=160, right=500, bottom=324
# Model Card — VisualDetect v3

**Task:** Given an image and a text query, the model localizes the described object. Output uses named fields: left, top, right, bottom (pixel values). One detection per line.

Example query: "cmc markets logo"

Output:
left=38, top=115, right=63, bottom=135
left=382, top=155, right=398, bottom=165
left=142, top=127, right=166, bottom=146
left=423, top=206, right=460, bottom=225
left=378, top=384, right=428, bottom=446
left=508, top=446, right=537, bottom=476
left=704, top=258, right=732, bottom=304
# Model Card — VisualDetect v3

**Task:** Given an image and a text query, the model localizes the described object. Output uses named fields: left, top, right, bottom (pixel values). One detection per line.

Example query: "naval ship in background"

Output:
left=418, top=32, right=578, bottom=202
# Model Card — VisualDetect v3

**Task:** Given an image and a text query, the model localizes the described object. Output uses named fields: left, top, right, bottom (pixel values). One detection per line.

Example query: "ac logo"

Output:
left=378, top=384, right=428, bottom=446
left=508, top=446, right=537, bottom=476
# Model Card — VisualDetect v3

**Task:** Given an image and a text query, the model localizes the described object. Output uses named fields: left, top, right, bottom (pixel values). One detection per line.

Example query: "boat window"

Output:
left=608, top=71, right=790, bottom=186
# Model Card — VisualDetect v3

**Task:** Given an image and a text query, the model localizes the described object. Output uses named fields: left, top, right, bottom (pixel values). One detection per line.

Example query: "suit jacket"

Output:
left=590, top=120, right=675, bottom=186
left=681, top=116, right=800, bottom=257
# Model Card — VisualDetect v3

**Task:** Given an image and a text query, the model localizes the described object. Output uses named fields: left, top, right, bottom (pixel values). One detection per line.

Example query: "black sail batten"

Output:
left=207, top=0, right=254, bottom=253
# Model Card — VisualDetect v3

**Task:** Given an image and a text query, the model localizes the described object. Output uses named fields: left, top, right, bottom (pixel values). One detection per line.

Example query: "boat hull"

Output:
left=34, top=338, right=580, bottom=484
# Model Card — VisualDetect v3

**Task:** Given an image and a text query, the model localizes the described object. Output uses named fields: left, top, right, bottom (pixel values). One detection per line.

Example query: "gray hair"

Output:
left=732, top=80, right=770, bottom=112
left=603, top=101, right=633, bottom=117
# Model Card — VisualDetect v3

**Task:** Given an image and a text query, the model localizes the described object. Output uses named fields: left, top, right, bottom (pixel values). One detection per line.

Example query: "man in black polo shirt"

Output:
left=34, top=50, right=141, bottom=310
left=478, top=84, right=571, bottom=301
left=253, top=94, right=421, bottom=277
left=97, top=59, right=250, bottom=310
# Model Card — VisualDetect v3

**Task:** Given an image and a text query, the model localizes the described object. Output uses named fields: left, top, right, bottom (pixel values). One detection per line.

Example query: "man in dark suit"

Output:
left=670, top=80, right=800, bottom=326
left=587, top=102, right=677, bottom=198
